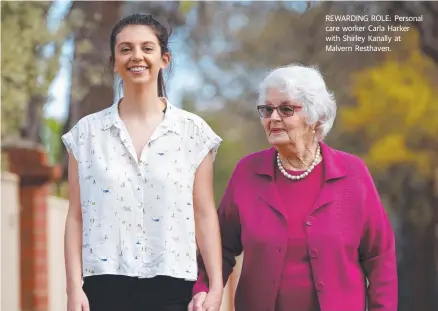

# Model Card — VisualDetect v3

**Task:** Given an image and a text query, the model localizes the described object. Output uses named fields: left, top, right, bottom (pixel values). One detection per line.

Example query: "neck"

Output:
left=277, top=140, right=319, bottom=170
left=119, top=82, right=165, bottom=119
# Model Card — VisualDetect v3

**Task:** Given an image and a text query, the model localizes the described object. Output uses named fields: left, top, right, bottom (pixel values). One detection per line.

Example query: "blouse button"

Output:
left=310, top=249, right=319, bottom=258
left=305, top=216, right=314, bottom=226
left=316, top=281, right=325, bottom=292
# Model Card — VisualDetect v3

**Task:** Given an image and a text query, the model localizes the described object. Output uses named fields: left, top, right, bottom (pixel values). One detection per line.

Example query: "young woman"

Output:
left=62, top=13, right=223, bottom=311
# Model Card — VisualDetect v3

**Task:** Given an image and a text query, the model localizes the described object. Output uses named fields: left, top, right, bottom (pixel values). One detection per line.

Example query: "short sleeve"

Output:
left=61, top=122, right=81, bottom=160
left=193, top=119, right=222, bottom=169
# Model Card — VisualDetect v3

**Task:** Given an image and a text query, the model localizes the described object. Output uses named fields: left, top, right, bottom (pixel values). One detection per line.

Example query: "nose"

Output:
left=270, top=108, right=282, bottom=121
left=131, top=47, right=143, bottom=61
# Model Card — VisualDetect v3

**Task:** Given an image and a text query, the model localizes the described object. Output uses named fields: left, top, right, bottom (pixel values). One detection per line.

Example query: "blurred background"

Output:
left=1, top=1, right=437, bottom=311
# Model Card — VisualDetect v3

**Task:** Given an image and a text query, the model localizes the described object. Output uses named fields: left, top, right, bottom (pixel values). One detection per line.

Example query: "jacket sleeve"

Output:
left=192, top=166, right=243, bottom=295
left=358, top=163, right=398, bottom=311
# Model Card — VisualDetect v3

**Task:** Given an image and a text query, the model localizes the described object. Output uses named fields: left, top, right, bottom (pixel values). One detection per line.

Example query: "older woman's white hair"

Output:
left=258, top=64, right=337, bottom=141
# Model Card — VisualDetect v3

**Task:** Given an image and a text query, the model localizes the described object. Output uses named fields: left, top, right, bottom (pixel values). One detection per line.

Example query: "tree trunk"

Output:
left=62, top=1, right=122, bottom=180
left=21, top=95, right=44, bottom=143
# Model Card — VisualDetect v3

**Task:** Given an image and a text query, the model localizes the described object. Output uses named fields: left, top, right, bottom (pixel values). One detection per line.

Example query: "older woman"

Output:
left=189, top=64, right=398, bottom=311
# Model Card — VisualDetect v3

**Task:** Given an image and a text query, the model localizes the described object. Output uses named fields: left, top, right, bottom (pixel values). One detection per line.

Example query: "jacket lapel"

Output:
left=258, top=178, right=288, bottom=221
left=310, top=142, right=347, bottom=215
left=254, top=148, right=288, bottom=221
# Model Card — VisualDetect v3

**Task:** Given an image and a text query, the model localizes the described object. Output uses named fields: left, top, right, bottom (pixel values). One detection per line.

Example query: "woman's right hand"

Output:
left=67, top=288, right=89, bottom=311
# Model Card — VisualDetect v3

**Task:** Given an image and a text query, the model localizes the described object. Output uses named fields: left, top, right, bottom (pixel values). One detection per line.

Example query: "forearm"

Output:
left=195, top=212, right=223, bottom=290
left=358, top=162, right=398, bottom=310
left=64, top=210, right=83, bottom=294
left=364, top=248, right=398, bottom=311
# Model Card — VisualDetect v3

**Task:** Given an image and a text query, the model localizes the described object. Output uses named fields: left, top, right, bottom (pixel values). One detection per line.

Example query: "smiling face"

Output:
left=113, top=25, right=170, bottom=87
left=260, top=87, right=313, bottom=148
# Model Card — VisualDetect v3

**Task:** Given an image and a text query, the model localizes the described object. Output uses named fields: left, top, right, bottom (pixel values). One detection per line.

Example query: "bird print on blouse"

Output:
left=62, top=99, right=222, bottom=280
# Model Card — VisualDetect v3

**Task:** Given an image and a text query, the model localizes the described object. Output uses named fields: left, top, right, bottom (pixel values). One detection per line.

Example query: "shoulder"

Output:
left=329, top=147, right=374, bottom=184
left=69, top=106, right=113, bottom=133
left=231, top=148, right=272, bottom=178
left=77, top=106, right=113, bottom=127
left=173, top=107, right=215, bottom=131
left=171, top=106, right=222, bottom=148
left=335, top=149, right=369, bottom=172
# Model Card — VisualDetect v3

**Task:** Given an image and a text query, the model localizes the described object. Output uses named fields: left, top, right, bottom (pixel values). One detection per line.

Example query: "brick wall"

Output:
left=2, top=143, right=60, bottom=311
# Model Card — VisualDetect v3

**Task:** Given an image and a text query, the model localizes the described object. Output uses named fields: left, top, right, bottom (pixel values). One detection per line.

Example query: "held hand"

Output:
left=67, top=288, right=90, bottom=311
left=202, top=288, right=223, bottom=311
left=188, top=292, right=207, bottom=311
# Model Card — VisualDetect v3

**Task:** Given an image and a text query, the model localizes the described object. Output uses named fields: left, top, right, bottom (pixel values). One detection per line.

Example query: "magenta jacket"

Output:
left=193, top=142, right=398, bottom=311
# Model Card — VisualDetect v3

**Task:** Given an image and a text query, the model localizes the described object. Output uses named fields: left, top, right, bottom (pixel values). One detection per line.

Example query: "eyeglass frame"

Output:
left=256, top=104, right=302, bottom=118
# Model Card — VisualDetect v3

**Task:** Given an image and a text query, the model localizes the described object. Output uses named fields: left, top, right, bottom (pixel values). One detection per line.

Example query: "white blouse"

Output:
left=62, top=100, right=222, bottom=281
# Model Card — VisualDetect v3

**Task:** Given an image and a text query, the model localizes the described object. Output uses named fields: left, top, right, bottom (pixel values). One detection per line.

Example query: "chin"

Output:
left=133, top=78, right=150, bottom=85
left=268, top=136, right=289, bottom=146
left=126, top=76, right=153, bottom=87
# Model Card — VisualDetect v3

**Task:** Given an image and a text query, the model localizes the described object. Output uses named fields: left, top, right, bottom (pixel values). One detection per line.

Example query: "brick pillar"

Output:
left=2, top=143, right=61, bottom=311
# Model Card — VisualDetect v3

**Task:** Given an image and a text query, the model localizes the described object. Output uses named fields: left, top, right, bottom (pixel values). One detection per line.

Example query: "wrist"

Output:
left=209, top=282, right=223, bottom=292
left=66, top=279, right=83, bottom=294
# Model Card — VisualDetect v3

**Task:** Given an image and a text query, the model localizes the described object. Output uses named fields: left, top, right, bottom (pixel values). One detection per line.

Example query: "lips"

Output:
left=128, top=66, right=149, bottom=73
left=271, top=128, right=284, bottom=133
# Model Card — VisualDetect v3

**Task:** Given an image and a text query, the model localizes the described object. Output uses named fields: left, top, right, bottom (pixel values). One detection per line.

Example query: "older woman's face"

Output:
left=259, top=87, right=310, bottom=147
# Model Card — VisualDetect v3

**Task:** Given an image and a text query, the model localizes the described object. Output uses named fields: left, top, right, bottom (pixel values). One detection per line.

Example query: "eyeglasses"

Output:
left=256, top=104, right=302, bottom=118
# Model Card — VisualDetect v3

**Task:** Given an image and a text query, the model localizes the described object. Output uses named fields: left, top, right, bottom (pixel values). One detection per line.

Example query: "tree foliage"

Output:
left=1, top=1, right=67, bottom=140
left=43, top=117, right=63, bottom=165
left=341, top=29, right=438, bottom=178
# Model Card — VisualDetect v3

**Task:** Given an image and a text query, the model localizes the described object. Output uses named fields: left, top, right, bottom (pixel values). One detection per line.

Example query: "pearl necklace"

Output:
left=277, top=145, right=321, bottom=180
